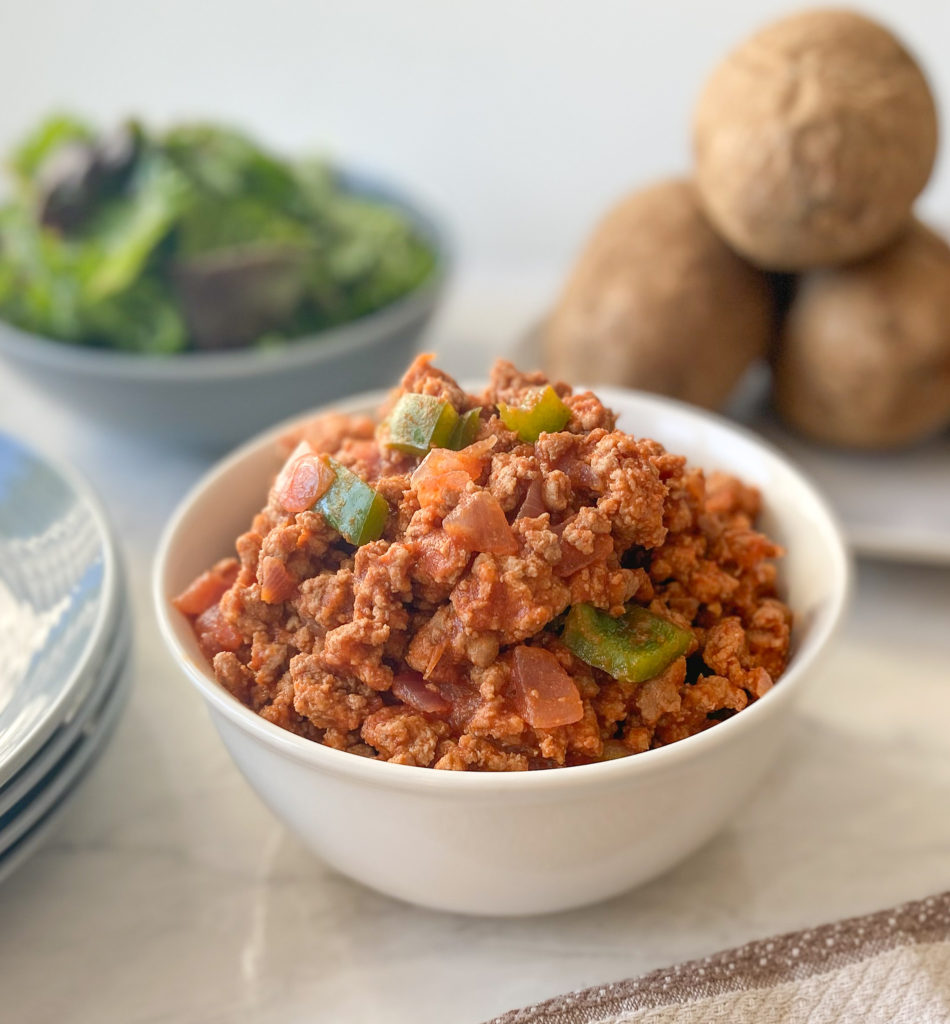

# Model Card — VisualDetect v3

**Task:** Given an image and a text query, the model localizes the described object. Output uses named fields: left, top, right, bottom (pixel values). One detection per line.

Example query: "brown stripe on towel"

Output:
left=485, top=891, right=950, bottom=1024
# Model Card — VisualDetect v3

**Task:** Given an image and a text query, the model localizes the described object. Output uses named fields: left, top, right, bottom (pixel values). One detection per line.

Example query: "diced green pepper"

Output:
left=315, top=457, right=389, bottom=546
left=448, top=407, right=481, bottom=450
left=562, top=603, right=692, bottom=685
left=385, top=393, right=459, bottom=456
left=498, top=386, right=571, bottom=443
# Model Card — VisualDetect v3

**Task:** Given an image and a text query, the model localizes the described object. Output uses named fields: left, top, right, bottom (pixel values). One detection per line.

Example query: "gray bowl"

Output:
left=0, top=176, right=448, bottom=452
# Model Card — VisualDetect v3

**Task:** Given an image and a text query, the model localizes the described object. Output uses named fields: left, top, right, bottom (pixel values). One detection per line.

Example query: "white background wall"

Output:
left=1, top=0, right=948, bottom=280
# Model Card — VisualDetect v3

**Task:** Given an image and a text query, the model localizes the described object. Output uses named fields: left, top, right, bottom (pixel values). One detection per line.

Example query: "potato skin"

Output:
left=774, top=222, right=950, bottom=449
left=693, top=9, right=938, bottom=270
left=543, top=179, right=774, bottom=409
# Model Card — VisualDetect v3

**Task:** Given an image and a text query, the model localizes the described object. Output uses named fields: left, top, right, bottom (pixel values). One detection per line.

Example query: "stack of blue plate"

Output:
left=0, top=433, right=130, bottom=882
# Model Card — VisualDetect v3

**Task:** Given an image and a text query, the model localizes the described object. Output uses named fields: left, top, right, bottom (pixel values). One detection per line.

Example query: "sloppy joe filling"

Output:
left=176, top=356, right=791, bottom=770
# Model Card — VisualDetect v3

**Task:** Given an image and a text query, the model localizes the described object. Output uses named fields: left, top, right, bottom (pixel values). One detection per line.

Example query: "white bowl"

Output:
left=0, top=175, right=447, bottom=452
left=153, top=386, right=850, bottom=915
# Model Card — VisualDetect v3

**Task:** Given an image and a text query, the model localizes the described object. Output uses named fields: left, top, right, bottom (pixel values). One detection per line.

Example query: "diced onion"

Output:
left=509, top=646, right=583, bottom=729
left=443, top=491, right=518, bottom=554
left=391, top=671, right=452, bottom=715
left=274, top=441, right=334, bottom=514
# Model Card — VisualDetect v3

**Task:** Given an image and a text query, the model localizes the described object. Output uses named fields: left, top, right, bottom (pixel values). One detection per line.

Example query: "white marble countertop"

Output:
left=1, top=272, right=949, bottom=1024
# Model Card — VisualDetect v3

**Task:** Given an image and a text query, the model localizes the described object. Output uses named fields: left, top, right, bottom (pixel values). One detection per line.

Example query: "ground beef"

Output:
left=177, top=355, right=792, bottom=771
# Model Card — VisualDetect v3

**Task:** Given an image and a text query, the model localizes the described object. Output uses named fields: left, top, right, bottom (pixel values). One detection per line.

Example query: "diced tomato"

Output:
left=173, top=560, right=239, bottom=617
left=416, top=469, right=473, bottom=508
left=410, top=442, right=491, bottom=507
left=509, top=645, right=584, bottom=729
left=391, top=671, right=452, bottom=716
left=260, top=556, right=297, bottom=604
left=443, top=491, right=518, bottom=555
left=274, top=441, right=334, bottom=514
left=451, top=438, right=495, bottom=475
left=194, top=604, right=244, bottom=659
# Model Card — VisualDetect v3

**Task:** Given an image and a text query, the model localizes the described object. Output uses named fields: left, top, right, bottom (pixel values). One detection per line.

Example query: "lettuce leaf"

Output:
left=0, top=115, right=437, bottom=352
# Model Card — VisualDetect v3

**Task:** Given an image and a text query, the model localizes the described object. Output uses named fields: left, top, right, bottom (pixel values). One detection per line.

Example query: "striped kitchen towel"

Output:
left=486, top=890, right=950, bottom=1023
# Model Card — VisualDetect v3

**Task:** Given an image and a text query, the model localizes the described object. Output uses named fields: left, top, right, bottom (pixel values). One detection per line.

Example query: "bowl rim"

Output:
left=0, top=169, right=449, bottom=382
left=152, top=385, right=851, bottom=795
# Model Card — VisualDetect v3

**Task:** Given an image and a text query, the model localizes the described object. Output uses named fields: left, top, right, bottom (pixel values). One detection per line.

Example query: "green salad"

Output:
left=0, top=116, right=437, bottom=353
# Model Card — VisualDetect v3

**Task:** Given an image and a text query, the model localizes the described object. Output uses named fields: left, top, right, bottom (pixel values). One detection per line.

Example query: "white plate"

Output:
left=0, top=645, right=131, bottom=873
left=726, top=367, right=950, bottom=565
left=0, top=599, right=130, bottom=819
left=744, top=411, right=950, bottom=565
left=0, top=433, right=122, bottom=785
